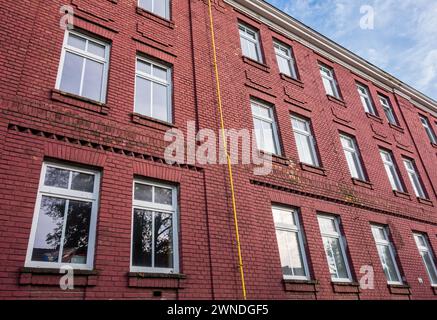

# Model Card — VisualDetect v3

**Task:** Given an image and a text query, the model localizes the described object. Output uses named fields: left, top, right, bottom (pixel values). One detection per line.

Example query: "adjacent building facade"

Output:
left=1, top=0, right=437, bottom=299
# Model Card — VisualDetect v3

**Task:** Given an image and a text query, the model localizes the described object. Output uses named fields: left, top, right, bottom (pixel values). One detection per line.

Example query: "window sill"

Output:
left=387, top=283, right=411, bottom=295
left=331, top=281, right=361, bottom=294
left=132, top=113, right=176, bottom=132
left=352, top=178, right=373, bottom=190
left=259, top=151, right=288, bottom=165
left=431, top=143, right=437, bottom=149
left=300, top=163, right=326, bottom=176
left=51, top=89, right=109, bottom=115
left=19, top=267, right=98, bottom=287
left=136, top=7, right=175, bottom=29
left=127, top=272, right=186, bottom=289
left=242, top=56, right=270, bottom=73
left=326, top=94, right=346, bottom=107
left=280, top=73, right=304, bottom=88
left=365, top=112, right=383, bottom=123
left=389, top=123, right=404, bottom=133
left=393, top=190, right=411, bottom=200
left=283, top=279, right=319, bottom=293
left=417, top=197, right=433, bottom=206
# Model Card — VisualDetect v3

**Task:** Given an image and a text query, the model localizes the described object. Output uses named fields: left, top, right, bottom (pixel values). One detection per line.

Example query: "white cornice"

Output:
left=224, top=0, right=437, bottom=116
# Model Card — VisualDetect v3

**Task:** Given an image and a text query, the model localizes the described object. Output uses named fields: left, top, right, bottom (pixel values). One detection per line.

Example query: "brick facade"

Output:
left=0, top=0, right=436, bottom=300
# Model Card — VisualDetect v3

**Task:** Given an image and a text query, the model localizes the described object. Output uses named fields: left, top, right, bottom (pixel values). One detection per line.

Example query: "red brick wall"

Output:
left=0, top=0, right=436, bottom=300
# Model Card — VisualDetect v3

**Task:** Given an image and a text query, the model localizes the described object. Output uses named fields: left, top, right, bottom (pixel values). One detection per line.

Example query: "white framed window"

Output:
left=251, top=100, right=281, bottom=155
left=135, top=56, right=172, bottom=123
left=25, top=162, right=100, bottom=270
left=291, top=115, right=319, bottom=167
left=56, top=31, right=110, bottom=103
left=379, top=96, right=397, bottom=125
left=414, top=233, right=437, bottom=286
left=340, top=134, right=366, bottom=181
left=357, top=84, right=376, bottom=115
left=420, top=116, right=437, bottom=144
left=131, top=179, right=178, bottom=274
left=403, top=158, right=426, bottom=199
left=319, top=65, right=340, bottom=99
left=317, top=215, right=352, bottom=282
left=239, top=23, right=262, bottom=62
left=138, top=0, right=170, bottom=20
left=380, top=149, right=404, bottom=192
left=272, top=206, right=310, bottom=280
left=274, top=41, right=297, bottom=79
left=371, top=225, right=403, bottom=285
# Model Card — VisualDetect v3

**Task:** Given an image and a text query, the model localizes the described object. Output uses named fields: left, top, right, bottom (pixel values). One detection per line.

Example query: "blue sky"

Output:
left=266, top=0, right=437, bottom=101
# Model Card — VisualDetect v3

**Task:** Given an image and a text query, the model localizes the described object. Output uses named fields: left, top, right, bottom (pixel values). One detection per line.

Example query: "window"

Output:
left=291, top=115, right=319, bottom=167
left=414, top=233, right=437, bottom=286
left=135, top=56, right=172, bottom=123
left=340, top=134, right=366, bottom=181
left=357, top=84, right=376, bottom=115
left=56, top=31, right=110, bottom=103
left=403, top=158, right=427, bottom=199
left=379, top=96, right=397, bottom=125
left=380, top=149, right=404, bottom=192
left=251, top=100, right=280, bottom=155
left=138, top=0, right=170, bottom=20
left=319, top=65, right=340, bottom=99
left=272, top=206, right=309, bottom=280
left=420, top=116, right=437, bottom=144
left=317, top=215, right=352, bottom=282
left=371, top=225, right=402, bottom=285
left=239, top=23, right=262, bottom=62
left=274, top=41, right=297, bottom=79
left=25, top=162, right=100, bottom=270
left=131, top=180, right=178, bottom=273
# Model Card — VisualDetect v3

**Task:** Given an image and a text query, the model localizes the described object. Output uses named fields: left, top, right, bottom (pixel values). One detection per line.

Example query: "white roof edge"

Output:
left=224, top=0, right=437, bottom=116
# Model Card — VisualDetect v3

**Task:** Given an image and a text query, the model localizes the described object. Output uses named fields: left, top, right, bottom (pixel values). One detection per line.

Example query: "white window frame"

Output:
left=55, top=30, right=110, bottom=103
left=251, top=100, right=281, bottom=155
left=291, top=115, right=320, bottom=167
left=131, top=179, right=179, bottom=274
left=272, top=206, right=310, bottom=281
left=420, top=116, right=437, bottom=144
left=380, top=149, right=404, bottom=192
left=340, top=134, right=366, bottom=181
left=274, top=41, right=297, bottom=79
left=403, top=158, right=426, bottom=199
left=317, top=215, right=353, bottom=283
left=134, top=56, right=172, bottom=123
left=371, top=225, right=403, bottom=285
left=238, top=23, right=262, bottom=62
left=357, top=84, right=376, bottom=115
left=414, top=233, right=437, bottom=287
left=138, top=0, right=171, bottom=20
left=379, top=96, right=397, bottom=125
left=25, top=162, right=100, bottom=270
left=319, top=65, right=340, bottom=99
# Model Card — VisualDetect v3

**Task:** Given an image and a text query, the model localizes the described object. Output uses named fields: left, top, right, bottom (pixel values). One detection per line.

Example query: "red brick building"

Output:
left=1, top=0, right=437, bottom=300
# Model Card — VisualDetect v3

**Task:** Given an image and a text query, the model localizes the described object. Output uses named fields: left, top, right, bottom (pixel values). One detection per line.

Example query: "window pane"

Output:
left=82, top=59, right=104, bottom=101
left=154, top=0, right=167, bottom=18
left=137, top=60, right=151, bottom=75
left=138, top=0, right=153, bottom=12
left=322, top=77, right=334, bottom=96
left=60, top=52, right=83, bottom=96
left=135, top=77, right=152, bottom=116
left=276, top=230, right=305, bottom=277
left=261, top=121, right=276, bottom=154
left=422, top=252, right=437, bottom=285
left=88, top=41, right=105, bottom=58
left=154, top=212, right=173, bottom=268
left=318, top=217, right=336, bottom=234
left=31, top=196, right=66, bottom=263
left=44, top=166, right=69, bottom=189
left=379, top=245, right=401, bottom=283
left=134, top=183, right=153, bottom=202
left=132, top=209, right=153, bottom=267
left=295, top=133, right=315, bottom=165
left=153, top=65, right=168, bottom=81
left=252, top=104, right=270, bottom=118
left=152, top=83, right=168, bottom=122
left=67, top=34, right=86, bottom=50
left=371, top=227, right=386, bottom=241
left=277, top=55, right=291, bottom=76
left=272, top=209, right=296, bottom=227
left=62, top=200, right=92, bottom=264
left=155, top=186, right=172, bottom=205
left=323, top=237, right=348, bottom=280
left=71, top=171, right=95, bottom=193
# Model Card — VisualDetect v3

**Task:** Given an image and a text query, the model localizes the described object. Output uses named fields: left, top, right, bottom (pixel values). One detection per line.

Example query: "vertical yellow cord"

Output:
left=207, top=0, right=247, bottom=300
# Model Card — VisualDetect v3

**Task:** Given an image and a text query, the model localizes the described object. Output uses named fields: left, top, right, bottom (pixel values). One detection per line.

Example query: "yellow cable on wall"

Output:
left=207, top=0, right=247, bottom=300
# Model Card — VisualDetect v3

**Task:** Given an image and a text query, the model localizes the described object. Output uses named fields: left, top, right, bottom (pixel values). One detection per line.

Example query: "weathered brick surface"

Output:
left=0, top=0, right=436, bottom=300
